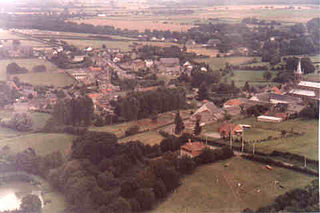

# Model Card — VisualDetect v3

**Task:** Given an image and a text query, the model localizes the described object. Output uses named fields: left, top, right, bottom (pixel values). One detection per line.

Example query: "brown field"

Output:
left=71, top=18, right=194, bottom=32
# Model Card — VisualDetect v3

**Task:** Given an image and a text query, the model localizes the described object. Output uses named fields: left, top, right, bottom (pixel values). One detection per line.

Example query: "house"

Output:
left=132, top=59, right=146, bottom=71
left=257, top=115, right=283, bottom=123
left=89, top=66, right=102, bottom=72
left=72, top=55, right=85, bottom=63
left=190, top=101, right=224, bottom=124
left=223, top=98, right=249, bottom=109
left=145, top=60, right=154, bottom=68
left=269, top=93, right=302, bottom=105
left=271, top=86, right=282, bottom=95
left=180, top=139, right=214, bottom=158
left=218, top=123, right=244, bottom=138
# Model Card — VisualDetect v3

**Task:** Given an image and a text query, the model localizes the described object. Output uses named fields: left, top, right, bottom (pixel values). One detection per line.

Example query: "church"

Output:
left=289, top=59, right=320, bottom=100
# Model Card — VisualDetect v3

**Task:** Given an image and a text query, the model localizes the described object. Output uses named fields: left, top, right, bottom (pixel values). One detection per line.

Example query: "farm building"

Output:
left=218, top=123, right=244, bottom=138
left=257, top=115, right=283, bottom=123
left=180, top=140, right=215, bottom=158
left=190, top=101, right=224, bottom=124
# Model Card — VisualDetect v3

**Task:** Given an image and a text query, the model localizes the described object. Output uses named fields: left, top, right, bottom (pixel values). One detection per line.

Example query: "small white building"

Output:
left=257, top=115, right=283, bottom=123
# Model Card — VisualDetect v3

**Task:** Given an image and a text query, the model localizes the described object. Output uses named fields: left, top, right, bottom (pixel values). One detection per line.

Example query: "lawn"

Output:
left=152, top=157, right=315, bottom=213
left=119, top=130, right=164, bottom=146
left=11, top=72, right=76, bottom=87
left=232, top=118, right=319, bottom=160
left=228, top=70, right=278, bottom=87
left=0, top=133, right=74, bottom=156
left=196, top=57, right=258, bottom=71
left=62, top=39, right=132, bottom=51
left=0, top=29, right=24, bottom=40
left=0, top=58, right=59, bottom=81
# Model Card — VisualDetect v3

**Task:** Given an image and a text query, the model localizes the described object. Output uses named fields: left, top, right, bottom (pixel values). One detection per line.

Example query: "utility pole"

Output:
left=241, top=130, right=244, bottom=152
left=229, top=127, right=233, bottom=150
left=304, top=155, right=307, bottom=168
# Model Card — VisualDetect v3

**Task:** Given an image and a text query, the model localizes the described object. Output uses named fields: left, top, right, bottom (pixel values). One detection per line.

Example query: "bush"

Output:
left=1, top=112, right=33, bottom=132
left=32, top=65, right=47, bottom=72
left=195, top=146, right=234, bottom=165
left=125, top=125, right=140, bottom=137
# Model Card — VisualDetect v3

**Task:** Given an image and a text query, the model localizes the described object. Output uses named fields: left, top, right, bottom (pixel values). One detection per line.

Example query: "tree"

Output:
left=263, top=70, right=272, bottom=81
left=243, top=81, right=250, bottom=92
left=174, top=111, right=184, bottom=135
left=20, top=194, right=42, bottom=213
left=1, top=112, right=33, bottom=131
left=194, top=119, right=202, bottom=136
left=135, top=188, right=155, bottom=210
left=6, top=62, right=28, bottom=74
left=198, top=83, right=208, bottom=101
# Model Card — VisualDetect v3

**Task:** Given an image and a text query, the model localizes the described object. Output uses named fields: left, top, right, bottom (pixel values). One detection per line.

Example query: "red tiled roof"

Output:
left=224, top=99, right=243, bottom=106
left=89, top=66, right=102, bottom=72
left=272, top=87, right=282, bottom=95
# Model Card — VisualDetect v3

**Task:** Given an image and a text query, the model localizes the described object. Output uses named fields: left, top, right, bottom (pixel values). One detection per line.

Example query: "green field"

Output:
left=233, top=118, right=318, bottom=160
left=0, top=59, right=75, bottom=88
left=0, top=133, right=74, bottom=156
left=120, top=130, right=164, bottom=145
left=196, top=57, right=259, bottom=71
left=63, top=39, right=132, bottom=51
left=0, top=30, right=24, bottom=40
left=12, top=72, right=76, bottom=87
left=228, top=70, right=278, bottom=87
left=152, top=157, right=314, bottom=213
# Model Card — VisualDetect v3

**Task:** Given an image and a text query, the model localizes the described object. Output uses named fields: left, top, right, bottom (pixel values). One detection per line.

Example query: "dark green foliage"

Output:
left=174, top=112, right=185, bottom=135
left=125, top=125, right=140, bottom=137
left=6, top=62, right=28, bottom=74
left=174, top=156, right=197, bottom=175
left=160, top=136, right=181, bottom=153
left=53, top=95, right=94, bottom=126
left=194, top=119, right=202, bottom=136
left=263, top=70, right=272, bottom=81
left=243, top=81, right=250, bottom=92
left=246, top=105, right=269, bottom=117
left=195, top=146, right=234, bottom=165
left=116, top=87, right=186, bottom=121
left=135, top=188, right=155, bottom=211
left=198, top=83, right=208, bottom=101
left=299, top=101, right=319, bottom=119
left=256, top=180, right=319, bottom=212
left=20, top=194, right=42, bottom=213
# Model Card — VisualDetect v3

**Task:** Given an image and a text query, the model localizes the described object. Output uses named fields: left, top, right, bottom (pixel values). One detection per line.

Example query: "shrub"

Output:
left=125, top=125, right=140, bottom=137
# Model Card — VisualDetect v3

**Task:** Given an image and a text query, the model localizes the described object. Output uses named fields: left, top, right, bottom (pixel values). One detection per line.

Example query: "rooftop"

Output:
left=298, top=81, right=320, bottom=89
left=289, top=89, right=316, bottom=97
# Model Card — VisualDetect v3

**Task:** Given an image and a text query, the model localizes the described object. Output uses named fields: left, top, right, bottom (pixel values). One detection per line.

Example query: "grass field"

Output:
left=120, top=130, right=164, bottom=145
left=0, top=133, right=74, bottom=156
left=227, top=70, right=278, bottom=87
left=71, top=18, right=193, bottom=32
left=196, top=57, right=258, bottom=71
left=63, top=39, right=132, bottom=51
left=12, top=72, right=76, bottom=87
left=233, top=118, right=318, bottom=160
left=0, top=30, right=23, bottom=40
left=152, top=157, right=314, bottom=213
left=0, top=59, right=59, bottom=81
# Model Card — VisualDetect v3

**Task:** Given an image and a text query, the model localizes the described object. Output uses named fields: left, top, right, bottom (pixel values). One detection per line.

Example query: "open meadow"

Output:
left=70, top=18, right=194, bottom=32
left=0, top=58, right=76, bottom=87
left=152, top=157, right=315, bottom=213
left=232, top=118, right=319, bottom=160
left=228, top=70, right=278, bottom=87
left=196, top=57, right=259, bottom=70
left=62, top=39, right=132, bottom=51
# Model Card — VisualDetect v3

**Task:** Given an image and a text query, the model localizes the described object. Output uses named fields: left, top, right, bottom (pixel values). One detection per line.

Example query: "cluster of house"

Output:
left=6, top=81, right=60, bottom=112
left=0, top=40, right=34, bottom=58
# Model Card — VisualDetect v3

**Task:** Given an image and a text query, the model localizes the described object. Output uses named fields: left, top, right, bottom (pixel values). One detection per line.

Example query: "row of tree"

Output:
left=114, top=87, right=186, bottom=121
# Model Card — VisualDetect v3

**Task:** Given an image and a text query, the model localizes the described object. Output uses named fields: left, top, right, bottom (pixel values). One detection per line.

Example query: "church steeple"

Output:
left=294, top=58, right=303, bottom=81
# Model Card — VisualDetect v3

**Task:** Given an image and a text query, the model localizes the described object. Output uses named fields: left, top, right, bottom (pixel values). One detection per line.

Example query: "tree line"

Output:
left=113, top=87, right=187, bottom=121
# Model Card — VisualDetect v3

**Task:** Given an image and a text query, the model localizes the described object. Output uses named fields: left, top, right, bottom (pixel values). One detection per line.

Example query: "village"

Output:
left=0, top=0, right=319, bottom=212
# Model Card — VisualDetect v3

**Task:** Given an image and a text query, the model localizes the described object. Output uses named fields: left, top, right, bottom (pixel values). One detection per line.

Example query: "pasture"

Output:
left=0, top=133, right=74, bottom=156
left=228, top=70, right=278, bottom=87
left=233, top=118, right=319, bottom=160
left=120, top=130, right=164, bottom=146
left=62, top=39, right=132, bottom=51
left=71, top=18, right=194, bottom=32
left=196, top=57, right=258, bottom=71
left=11, top=72, right=76, bottom=87
left=152, top=157, right=314, bottom=213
